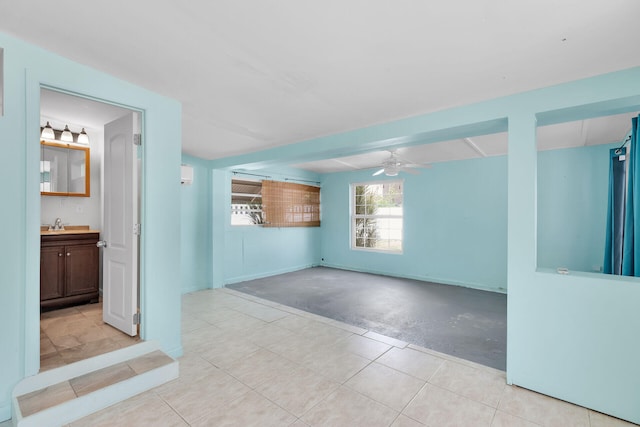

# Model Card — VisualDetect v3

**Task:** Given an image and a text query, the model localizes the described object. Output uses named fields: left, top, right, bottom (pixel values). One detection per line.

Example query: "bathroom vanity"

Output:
left=40, top=227, right=100, bottom=309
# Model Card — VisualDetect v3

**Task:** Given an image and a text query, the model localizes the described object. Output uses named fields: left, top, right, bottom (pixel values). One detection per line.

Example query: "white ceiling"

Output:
left=294, top=112, right=637, bottom=173
left=4, top=1, right=639, bottom=168
left=40, top=89, right=132, bottom=132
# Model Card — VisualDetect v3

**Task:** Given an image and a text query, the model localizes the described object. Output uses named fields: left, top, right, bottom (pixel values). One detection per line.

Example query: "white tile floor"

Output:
left=2, top=287, right=636, bottom=427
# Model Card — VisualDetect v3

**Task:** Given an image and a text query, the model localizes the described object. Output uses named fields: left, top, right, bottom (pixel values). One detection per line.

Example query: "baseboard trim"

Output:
left=223, top=263, right=319, bottom=285
left=319, top=263, right=507, bottom=294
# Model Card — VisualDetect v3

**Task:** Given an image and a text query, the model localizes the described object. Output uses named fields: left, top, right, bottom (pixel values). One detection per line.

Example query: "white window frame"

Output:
left=351, top=180, right=404, bottom=253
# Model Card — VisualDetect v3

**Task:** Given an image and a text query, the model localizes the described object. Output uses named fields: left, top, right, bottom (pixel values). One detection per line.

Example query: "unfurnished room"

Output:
left=1, top=1, right=640, bottom=426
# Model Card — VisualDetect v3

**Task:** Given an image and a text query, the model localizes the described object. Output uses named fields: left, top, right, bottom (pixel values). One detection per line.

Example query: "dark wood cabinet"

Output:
left=40, top=232, right=100, bottom=309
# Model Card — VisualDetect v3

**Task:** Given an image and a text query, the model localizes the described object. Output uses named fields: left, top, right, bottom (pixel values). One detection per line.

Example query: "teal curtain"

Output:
left=604, top=148, right=627, bottom=274
left=622, top=116, right=640, bottom=276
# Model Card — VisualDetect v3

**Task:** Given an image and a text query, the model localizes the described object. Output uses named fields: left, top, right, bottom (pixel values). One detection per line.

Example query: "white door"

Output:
left=102, top=112, right=139, bottom=336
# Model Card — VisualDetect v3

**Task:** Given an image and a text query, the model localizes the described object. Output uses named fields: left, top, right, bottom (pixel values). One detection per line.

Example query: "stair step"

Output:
left=12, top=341, right=178, bottom=427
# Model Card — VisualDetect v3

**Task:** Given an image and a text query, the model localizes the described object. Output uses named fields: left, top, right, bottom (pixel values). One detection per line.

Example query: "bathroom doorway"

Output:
left=39, top=88, right=143, bottom=371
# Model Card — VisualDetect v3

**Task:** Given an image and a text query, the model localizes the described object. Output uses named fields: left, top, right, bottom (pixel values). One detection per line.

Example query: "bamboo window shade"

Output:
left=262, top=180, right=320, bottom=227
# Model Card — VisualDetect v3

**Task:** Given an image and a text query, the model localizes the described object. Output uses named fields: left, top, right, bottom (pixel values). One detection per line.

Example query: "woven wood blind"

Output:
left=262, top=180, right=320, bottom=227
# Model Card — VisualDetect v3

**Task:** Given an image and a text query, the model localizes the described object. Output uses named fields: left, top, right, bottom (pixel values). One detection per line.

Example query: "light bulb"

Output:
left=77, top=128, right=89, bottom=144
left=61, top=125, right=73, bottom=142
left=41, top=121, right=55, bottom=140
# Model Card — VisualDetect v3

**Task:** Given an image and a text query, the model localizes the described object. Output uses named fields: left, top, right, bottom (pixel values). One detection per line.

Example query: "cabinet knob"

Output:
left=67, top=253, right=71, bottom=257
left=58, top=253, right=63, bottom=257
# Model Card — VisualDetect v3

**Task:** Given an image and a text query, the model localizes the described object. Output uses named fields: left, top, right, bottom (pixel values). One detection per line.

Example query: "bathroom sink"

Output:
left=40, top=225, right=100, bottom=235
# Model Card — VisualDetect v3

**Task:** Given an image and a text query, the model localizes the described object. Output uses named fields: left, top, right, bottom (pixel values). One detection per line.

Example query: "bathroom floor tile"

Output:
left=40, top=336, right=57, bottom=355
left=58, top=337, right=121, bottom=364
left=40, top=301, right=141, bottom=372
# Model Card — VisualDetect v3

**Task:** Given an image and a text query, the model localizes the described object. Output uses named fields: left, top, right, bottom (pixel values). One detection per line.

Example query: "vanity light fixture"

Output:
left=60, top=125, right=73, bottom=142
left=77, top=128, right=89, bottom=145
left=41, top=121, right=55, bottom=140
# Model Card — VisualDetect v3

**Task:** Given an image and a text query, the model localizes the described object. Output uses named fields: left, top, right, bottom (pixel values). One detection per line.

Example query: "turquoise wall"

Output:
left=537, top=144, right=613, bottom=273
left=0, top=32, right=182, bottom=422
left=205, top=167, right=322, bottom=287
left=181, top=155, right=213, bottom=293
left=212, top=67, right=640, bottom=423
left=320, top=156, right=508, bottom=292
left=223, top=226, right=320, bottom=283
left=320, top=143, right=612, bottom=292
left=180, top=158, right=321, bottom=290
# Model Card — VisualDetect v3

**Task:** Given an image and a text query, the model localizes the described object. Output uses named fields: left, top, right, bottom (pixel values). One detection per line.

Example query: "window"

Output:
left=262, top=180, right=320, bottom=227
left=352, top=181, right=403, bottom=252
left=231, top=179, right=263, bottom=225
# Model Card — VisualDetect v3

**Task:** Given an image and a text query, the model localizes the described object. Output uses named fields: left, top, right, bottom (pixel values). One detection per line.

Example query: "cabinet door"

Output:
left=65, top=244, right=99, bottom=297
left=41, top=246, right=65, bottom=300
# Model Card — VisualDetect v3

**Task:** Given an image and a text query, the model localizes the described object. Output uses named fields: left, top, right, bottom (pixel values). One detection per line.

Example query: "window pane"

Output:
left=351, top=181, right=403, bottom=252
left=231, top=178, right=263, bottom=225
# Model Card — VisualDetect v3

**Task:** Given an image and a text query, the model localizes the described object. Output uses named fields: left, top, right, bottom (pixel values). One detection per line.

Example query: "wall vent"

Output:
left=181, top=164, right=193, bottom=185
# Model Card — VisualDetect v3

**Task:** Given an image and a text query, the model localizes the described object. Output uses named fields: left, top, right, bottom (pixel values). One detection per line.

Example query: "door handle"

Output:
left=96, top=240, right=108, bottom=248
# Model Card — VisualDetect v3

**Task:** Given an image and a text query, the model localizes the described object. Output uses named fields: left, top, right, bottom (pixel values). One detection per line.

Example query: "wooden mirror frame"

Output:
left=40, top=140, right=90, bottom=197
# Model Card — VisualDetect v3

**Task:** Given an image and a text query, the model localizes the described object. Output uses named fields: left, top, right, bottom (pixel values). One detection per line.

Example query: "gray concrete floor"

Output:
left=228, top=267, right=507, bottom=371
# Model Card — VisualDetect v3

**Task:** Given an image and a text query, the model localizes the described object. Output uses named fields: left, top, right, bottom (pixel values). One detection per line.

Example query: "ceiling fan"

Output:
left=372, top=150, right=431, bottom=176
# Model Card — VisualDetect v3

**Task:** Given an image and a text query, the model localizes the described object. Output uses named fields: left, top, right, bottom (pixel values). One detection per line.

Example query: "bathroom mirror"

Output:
left=40, top=141, right=90, bottom=197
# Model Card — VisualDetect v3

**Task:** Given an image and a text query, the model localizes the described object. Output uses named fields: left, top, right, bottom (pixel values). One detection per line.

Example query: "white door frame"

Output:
left=33, top=84, right=144, bottom=372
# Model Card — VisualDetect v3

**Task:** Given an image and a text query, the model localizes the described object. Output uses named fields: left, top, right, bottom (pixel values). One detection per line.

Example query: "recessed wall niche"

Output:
left=536, top=111, right=638, bottom=274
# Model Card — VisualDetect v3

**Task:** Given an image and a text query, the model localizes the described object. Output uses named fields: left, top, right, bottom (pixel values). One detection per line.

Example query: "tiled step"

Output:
left=12, top=341, right=178, bottom=427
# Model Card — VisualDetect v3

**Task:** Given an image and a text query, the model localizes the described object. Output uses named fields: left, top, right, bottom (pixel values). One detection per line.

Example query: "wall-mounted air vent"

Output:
left=181, top=164, right=193, bottom=185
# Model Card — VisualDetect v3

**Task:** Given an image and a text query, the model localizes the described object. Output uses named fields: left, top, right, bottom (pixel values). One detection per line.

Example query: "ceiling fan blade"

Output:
left=405, top=163, right=432, bottom=169
left=372, top=168, right=385, bottom=176
left=401, top=167, right=421, bottom=175
left=395, top=153, right=432, bottom=168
